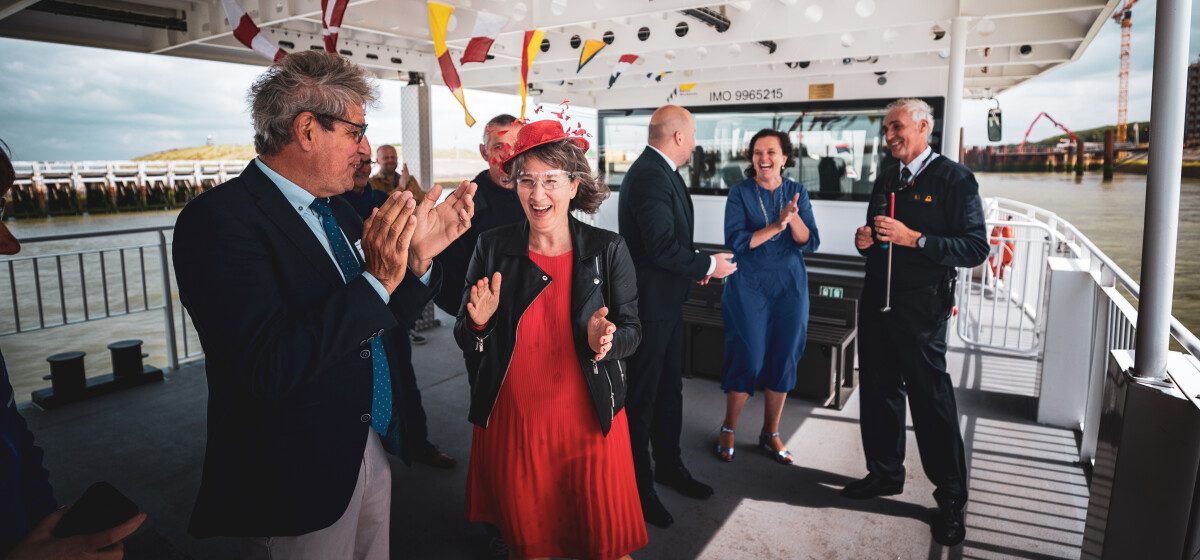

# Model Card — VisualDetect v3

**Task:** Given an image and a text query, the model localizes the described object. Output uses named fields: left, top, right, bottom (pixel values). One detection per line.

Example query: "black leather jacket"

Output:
left=454, top=217, right=641, bottom=435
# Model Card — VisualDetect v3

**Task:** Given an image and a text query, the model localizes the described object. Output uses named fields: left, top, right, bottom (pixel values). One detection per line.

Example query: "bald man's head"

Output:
left=647, top=105, right=696, bottom=167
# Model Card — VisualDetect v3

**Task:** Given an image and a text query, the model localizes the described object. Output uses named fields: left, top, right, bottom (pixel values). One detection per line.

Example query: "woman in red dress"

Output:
left=454, top=120, right=646, bottom=560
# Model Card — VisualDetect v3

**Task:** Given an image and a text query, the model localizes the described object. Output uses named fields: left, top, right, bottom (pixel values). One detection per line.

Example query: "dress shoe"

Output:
left=931, top=500, right=966, bottom=547
left=640, top=490, right=674, bottom=528
left=412, top=446, right=457, bottom=469
left=654, top=465, right=714, bottom=499
left=409, top=330, right=428, bottom=346
left=840, top=474, right=904, bottom=500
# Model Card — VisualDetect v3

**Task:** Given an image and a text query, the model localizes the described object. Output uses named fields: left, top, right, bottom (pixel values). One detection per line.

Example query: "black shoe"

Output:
left=480, top=522, right=508, bottom=558
left=640, top=490, right=674, bottom=528
left=931, top=500, right=966, bottom=547
left=840, top=474, right=904, bottom=500
left=409, top=330, right=428, bottom=345
left=654, top=465, right=714, bottom=499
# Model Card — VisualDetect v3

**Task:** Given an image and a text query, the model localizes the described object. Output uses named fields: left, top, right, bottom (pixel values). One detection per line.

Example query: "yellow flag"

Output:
left=519, top=29, right=545, bottom=120
left=428, top=1, right=475, bottom=126
left=577, top=39, right=606, bottom=72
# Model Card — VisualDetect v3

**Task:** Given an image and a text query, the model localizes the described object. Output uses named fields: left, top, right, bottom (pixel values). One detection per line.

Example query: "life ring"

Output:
left=988, top=225, right=1016, bottom=279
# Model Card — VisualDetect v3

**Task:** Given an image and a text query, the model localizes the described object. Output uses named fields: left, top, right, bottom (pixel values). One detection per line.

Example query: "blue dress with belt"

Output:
left=720, top=178, right=820, bottom=395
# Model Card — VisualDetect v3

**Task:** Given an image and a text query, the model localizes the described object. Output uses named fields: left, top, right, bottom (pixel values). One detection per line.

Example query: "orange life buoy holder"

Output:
left=988, top=225, right=1016, bottom=279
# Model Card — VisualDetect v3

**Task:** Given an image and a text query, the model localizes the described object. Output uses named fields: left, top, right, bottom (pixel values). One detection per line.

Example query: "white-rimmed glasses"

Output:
left=515, top=169, right=577, bottom=191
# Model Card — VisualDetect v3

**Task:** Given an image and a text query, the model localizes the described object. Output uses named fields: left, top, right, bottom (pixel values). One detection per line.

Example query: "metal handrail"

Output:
left=3, top=226, right=175, bottom=245
left=0, top=225, right=196, bottom=370
left=985, top=196, right=1200, bottom=360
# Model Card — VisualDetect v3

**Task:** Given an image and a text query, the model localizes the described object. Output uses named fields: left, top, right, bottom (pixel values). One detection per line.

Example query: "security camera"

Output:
left=1018, top=44, right=1033, bottom=58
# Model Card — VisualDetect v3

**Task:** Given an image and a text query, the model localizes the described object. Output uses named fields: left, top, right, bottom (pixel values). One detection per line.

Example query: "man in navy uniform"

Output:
left=843, top=98, right=988, bottom=547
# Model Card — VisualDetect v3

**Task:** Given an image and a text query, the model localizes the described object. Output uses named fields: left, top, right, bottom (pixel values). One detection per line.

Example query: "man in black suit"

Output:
left=618, top=105, right=737, bottom=528
left=173, top=51, right=475, bottom=559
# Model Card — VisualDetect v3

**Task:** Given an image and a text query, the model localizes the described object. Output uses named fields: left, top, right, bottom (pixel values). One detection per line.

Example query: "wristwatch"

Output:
left=916, top=234, right=928, bottom=249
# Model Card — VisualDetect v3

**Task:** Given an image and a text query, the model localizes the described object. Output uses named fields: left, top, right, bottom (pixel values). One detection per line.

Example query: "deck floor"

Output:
left=19, top=312, right=1087, bottom=559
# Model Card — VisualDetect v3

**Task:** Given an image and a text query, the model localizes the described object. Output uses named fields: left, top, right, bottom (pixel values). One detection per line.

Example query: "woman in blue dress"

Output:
left=716, top=129, right=820, bottom=465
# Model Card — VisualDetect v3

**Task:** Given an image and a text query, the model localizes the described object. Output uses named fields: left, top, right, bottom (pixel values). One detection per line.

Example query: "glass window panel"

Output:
left=599, top=100, right=942, bottom=202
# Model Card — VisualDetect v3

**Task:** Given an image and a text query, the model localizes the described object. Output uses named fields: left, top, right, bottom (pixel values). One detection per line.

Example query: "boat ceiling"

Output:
left=0, top=0, right=1121, bottom=109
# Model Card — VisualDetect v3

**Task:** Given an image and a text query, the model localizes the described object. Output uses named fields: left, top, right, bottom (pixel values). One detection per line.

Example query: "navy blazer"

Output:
left=617, top=147, right=711, bottom=321
left=173, top=162, right=438, bottom=538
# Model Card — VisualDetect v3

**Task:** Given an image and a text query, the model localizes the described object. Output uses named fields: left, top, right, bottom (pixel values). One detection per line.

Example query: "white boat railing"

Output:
left=960, top=196, right=1200, bottom=463
left=0, top=227, right=201, bottom=369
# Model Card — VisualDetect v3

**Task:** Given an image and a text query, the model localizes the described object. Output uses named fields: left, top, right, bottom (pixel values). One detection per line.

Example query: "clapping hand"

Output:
left=587, top=306, right=617, bottom=361
left=399, top=163, right=412, bottom=190
left=361, top=191, right=418, bottom=293
left=467, top=272, right=501, bottom=328
left=775, top=193, right=800, bottom=231
left=407, top=180, right=478, bottom=275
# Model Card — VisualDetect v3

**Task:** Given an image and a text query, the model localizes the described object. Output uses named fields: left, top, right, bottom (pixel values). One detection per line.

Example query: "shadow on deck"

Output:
left=20, top=314, right=1086, bottom=559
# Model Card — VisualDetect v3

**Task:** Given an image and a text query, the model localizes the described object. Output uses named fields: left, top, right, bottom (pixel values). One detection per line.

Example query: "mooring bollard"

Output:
left=44, top=351, right=87, bottom=397
left=107, top=339, right=147, bottom=379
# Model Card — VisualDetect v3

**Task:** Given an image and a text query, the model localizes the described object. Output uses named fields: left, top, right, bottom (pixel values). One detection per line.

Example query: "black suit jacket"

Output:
left=617, top=147, right=711, bottom=321
left=173, top=162, right=438, bottom=538
left=432, top=170, right=526, bottom=314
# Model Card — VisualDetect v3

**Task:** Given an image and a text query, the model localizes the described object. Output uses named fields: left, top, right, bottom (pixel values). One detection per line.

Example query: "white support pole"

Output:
left=1134, top=0, right=1191, bottom=379
left=943, top=17, right=968, bottom=162
left=400, top=81, right=434, bottom=189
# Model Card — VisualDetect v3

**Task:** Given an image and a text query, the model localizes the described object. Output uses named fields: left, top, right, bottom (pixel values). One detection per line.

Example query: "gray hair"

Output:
left=886, top=98, right=935, bottom=139
left=248, top=51, right=379, bottom=155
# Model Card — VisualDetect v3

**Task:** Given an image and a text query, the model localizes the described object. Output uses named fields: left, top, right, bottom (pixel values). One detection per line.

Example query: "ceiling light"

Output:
left=882, top=28, right=899, bottom=43
left=804, top=5, right=823, bottom=23
left=840, top=33, right=855, bottom=47
left=854, top=0, right=875, bottom=18
left=976, top=18, right=996, bottom=37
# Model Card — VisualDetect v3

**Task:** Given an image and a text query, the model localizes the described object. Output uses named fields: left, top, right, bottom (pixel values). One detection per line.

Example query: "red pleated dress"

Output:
left=465, top=251, right=648, bottom=560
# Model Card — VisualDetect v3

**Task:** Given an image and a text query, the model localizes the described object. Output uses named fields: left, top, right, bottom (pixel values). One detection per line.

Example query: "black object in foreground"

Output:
left=53, top=481, right=140, bottom=538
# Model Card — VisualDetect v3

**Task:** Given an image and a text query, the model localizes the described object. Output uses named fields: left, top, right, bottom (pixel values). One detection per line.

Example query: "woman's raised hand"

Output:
left=467, top=272, right=502, bottom=328
left=587, top=306, right=617, bottom=361
left=776, top=193, right=800, bottom=230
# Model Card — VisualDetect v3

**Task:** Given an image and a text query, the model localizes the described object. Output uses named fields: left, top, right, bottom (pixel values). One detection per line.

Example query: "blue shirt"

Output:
left=254, top=159, right=431, bottom=296
left=339, top=185, right=389, bottom=221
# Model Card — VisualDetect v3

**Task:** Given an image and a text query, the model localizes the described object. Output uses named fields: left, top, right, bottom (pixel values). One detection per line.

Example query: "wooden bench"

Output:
left=680, top=259, right=862, bottom=409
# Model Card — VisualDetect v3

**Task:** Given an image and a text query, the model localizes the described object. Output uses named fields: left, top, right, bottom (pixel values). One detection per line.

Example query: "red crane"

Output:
left=1112, top=0, right=1138, bottom=142
left=1019, top=112, right=1078, bottom=150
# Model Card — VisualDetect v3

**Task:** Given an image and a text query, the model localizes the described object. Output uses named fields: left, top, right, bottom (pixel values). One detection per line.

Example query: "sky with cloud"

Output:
left=0, top=1, right=1197, bottom=161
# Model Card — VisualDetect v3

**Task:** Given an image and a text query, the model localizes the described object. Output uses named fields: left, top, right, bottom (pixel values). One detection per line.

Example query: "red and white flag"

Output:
left=608, top=54, right=638, bottom=89
left=320, top=0, right=349, bottom=52
left=460, top=11, right=507, bottom=64
left=220, top=0, right=286, bottom=62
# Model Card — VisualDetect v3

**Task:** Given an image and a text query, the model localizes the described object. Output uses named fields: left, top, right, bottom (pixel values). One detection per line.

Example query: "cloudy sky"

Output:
left=0, top=1, right=1197, bottom=161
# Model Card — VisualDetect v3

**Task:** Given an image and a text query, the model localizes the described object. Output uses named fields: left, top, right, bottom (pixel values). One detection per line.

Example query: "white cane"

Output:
left=881, top=192, right=895, bottom=313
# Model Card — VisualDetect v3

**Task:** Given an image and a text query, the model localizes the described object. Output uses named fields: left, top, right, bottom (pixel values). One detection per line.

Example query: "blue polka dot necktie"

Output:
left=309, top=198, right=392, bottom=436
